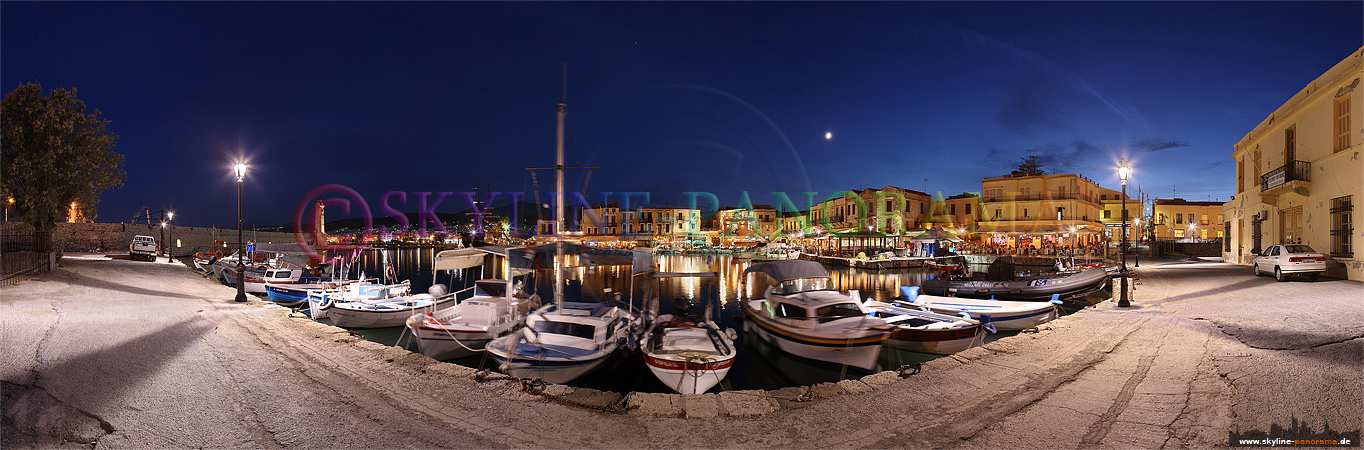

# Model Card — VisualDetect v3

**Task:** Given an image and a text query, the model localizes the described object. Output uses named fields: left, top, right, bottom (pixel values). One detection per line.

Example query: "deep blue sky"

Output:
left=4, top=2, right=1360, bottom=228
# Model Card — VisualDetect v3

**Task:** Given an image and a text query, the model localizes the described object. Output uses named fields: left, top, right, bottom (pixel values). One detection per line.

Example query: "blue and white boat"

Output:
left=485, top=300, right=636, bottom=384
left=893, top=286, right=1062, bottom=331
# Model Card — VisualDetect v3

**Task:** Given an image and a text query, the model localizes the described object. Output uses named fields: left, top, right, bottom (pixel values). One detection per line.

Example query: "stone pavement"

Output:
left=2, top=254, right=1360, bottom=448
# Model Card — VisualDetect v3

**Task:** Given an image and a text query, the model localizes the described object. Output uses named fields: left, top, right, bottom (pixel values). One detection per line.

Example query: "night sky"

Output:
left=3, top=2, right=1360, bottom=229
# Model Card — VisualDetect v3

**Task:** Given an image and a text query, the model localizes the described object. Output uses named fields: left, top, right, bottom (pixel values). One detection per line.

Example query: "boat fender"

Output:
left=1049, top=294, right=1064, bottom=305
left=725, top=328, right=738, bottom=340
left=898, top=286, right=920, bottom=302
left=957, top=312, right=972, bottom=320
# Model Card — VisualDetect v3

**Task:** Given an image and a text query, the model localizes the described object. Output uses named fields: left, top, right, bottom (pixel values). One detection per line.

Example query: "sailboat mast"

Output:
left=554, top=102, right=567, bottom=309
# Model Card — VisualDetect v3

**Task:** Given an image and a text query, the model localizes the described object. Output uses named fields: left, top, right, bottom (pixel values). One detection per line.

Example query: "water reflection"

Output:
left=328, top=249, right=1092, bottom=393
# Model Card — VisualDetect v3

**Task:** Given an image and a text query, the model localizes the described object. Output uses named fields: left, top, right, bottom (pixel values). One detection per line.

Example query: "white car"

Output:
left=129, top=235, right=158, bottom=261
left=1252, top=244, right=1326, bottom=281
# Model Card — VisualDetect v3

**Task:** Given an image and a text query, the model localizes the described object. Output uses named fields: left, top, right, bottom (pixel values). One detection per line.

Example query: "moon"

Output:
left=825, top=131, right=832, bottom=140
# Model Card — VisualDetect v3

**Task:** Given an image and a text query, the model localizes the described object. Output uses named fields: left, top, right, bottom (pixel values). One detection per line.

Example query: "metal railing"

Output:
left=2, top=224, right=49, bottom=286
left=1261, top=160, right=1311, bottom=191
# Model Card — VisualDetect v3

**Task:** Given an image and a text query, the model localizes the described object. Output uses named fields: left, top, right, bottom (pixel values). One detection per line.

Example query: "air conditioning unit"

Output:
left=1254, top=211, right=1268, bottom=221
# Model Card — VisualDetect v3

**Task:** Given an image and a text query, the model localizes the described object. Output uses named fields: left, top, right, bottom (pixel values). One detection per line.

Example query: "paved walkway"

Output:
left=2, top=254, right=1360, bottom=448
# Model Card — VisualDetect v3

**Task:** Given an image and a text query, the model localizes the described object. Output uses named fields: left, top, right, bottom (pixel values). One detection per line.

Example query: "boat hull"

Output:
left=919, top=267, right=1108, bottom=301
left=739, top=308, right=885, bottom=370
left=643, top=353, right=734, bottom=394
left=883, top=325, right=983, bottom=355
left=328, top=295, right=455, bottom=328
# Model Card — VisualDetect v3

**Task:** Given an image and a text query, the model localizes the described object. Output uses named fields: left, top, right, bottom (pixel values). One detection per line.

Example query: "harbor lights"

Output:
left=234, top=162, right=248, bottom=303
left=1117, top=158, right=1131, bottom=308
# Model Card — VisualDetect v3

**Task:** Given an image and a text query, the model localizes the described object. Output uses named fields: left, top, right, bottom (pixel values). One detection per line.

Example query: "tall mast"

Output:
left=554, top=102, right=566, bottom=309
left=556, top=102, right=566, bottom=235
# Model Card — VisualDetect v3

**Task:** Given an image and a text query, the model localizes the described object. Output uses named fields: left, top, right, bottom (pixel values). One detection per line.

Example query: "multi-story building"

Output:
left=807, top=186, right=930, bottom=234
left=922, top=193, right=983, bottom=233
left=1096, top=186, right=1146, bottom=241
left=716, top=205, right=780, bottom=238
left=977, top=172, right=1106, bottom=248
left=1151, top=199, right=1223, bottom=241
left=582, top=202, right=621, bottom=236
left=636, top=207, right=701, bottom=241
left=1223, top=46, right=1361, bottom=280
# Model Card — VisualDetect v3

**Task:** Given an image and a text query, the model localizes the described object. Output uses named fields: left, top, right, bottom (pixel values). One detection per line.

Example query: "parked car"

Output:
left=129, top=235, right=157, bottom=261
left=1252, top=244, right=1326, bottom=281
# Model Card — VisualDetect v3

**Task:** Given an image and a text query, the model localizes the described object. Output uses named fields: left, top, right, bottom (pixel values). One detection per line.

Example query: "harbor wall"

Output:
left=42, top=222, right=303, bottom=257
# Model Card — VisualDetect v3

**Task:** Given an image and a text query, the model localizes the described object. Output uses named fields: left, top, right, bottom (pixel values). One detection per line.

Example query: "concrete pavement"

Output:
left=2, top=254, right=1360, bottom=448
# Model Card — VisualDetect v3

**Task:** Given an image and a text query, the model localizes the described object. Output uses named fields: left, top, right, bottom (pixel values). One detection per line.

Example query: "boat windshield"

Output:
left=815, top=303, right=866, bottom=323
left=775, top=277, right=830, bottom=295
left=531, top=321, right=596, bottom=340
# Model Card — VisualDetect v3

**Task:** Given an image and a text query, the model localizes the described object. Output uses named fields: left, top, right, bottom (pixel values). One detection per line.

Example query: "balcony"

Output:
left=1260, top=160, right=1311, bottom=203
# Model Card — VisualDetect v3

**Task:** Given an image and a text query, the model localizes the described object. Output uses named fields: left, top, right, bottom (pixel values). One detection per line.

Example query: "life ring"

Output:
left=215, top=250, right=224, bottom=259
left=385, top=265, right=397, bottom=281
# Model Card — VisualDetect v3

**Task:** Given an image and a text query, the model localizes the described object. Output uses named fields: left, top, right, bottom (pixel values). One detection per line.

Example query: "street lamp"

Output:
left=234, top=162, right=248, bottom=303
left=167, top=212, right=174, bottom=261
left=160, top=221, right=167, bottom=260
left=1117, top=158, right=1131, bottom=308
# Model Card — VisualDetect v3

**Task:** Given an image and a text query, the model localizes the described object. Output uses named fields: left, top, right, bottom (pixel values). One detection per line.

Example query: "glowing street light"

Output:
left=234, top=162, right=249, bottom=303
left=1117, top=157, right=1131, bottom=308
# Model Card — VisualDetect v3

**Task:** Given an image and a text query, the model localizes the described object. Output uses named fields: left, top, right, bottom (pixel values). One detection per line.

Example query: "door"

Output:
left=1280, top=206, right=1303, bottom=244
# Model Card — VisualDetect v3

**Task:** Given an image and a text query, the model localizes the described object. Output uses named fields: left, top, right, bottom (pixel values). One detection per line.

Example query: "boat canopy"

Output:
left=742, top=260, right=829, bottom=282
left=651, top=271, right=718, bottom=278
left=509, top=242, right=639, bottom=269
left=433, top=248, right=487, bottom=271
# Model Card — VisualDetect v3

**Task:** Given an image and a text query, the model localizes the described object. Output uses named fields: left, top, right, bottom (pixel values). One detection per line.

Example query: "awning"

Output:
left=433, top=248, right=487, bottom=271
left=742, top=260, right=830, bottom=281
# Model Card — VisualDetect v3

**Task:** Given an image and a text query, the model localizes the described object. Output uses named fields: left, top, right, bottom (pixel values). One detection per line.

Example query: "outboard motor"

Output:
left=987, top=256, right=1016, bottom=281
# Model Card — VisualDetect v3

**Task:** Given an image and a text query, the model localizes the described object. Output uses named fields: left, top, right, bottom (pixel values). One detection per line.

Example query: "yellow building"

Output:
left=977, top=172, right=1106, bottom=248
left=807, top=186, right=930, bottom=234
left=716, top=205, right=780, bottom=238
left=1223, top=46, right=1361, bottom=280
left=1150, top=199, right=1222, bottom=240
left=1096, top=186, right=1146, bottom=241
left=923, top=193, right=983, bottom=234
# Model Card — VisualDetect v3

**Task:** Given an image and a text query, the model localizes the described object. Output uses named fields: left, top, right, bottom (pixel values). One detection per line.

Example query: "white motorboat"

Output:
left=895, top=286, right=1062, bottom=331
left=408, top=247, right=529, bottom=361
left=320, top=280, right=458, bottom=328
left=863, top=298, right=989, bottom=355
left=640, top=271, right=737, bottom=394
left=485, top=299, right=636, bottom=384
left=739, top=260, right=891, bottom=370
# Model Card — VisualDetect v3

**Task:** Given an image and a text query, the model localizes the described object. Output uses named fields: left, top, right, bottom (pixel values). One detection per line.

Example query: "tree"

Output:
left=2, top=83, right=125, bottom=250
left=1016, top=151, right=1045, bottom=175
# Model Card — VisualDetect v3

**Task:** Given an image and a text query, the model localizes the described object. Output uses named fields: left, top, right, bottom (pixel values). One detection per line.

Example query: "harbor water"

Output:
left=314, top=248, right=1104, bottom=394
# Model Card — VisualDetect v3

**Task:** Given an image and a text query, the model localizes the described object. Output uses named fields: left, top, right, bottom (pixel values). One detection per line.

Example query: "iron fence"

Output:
left=2, top=224, right=50, bottom=286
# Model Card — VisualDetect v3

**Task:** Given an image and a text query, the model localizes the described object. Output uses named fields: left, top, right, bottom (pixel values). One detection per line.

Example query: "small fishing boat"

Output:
left=408, top=247, right=528, bottom=361
left=640, top=272, right=737, bottom=395
left=862, top=298, right=990, bottom=355
left=751, top=242, right=799, bottom=262
left=739, top=260, right=892, bottom=370
left=895, top=286, right=1062, bottom=331
left=322, top=280, right=456, bottom=328
left=919, top=256, right=1108, bottom=301
left=486, top=299, right=637, bottom=384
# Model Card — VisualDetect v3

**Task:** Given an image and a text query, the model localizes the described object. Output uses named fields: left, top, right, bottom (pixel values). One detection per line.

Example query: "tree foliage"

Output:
left=1016, top=152, right=1045, bottom=175
left=2, top=83, right=125, bottom=240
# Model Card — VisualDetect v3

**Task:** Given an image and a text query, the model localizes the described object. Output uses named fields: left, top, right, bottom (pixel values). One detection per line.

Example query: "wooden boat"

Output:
left=862, top=299, right=988, bottom=355
left=919, top=256, right=1108, bottom=301
left=740, top=260, right=891, bottom=370
left=640, top=272, right=737, bottom=394
left=895, top=286, right=1061, bottom=331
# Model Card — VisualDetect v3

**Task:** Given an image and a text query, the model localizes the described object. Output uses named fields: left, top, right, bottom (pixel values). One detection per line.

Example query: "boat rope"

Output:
left=896, top=363, right=923, bottom=378
left=472, top=369, right=629, bottom=414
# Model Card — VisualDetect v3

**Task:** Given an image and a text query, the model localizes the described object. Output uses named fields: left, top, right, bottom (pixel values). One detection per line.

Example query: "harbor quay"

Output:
left=2, top=254, right=1359, bottom=448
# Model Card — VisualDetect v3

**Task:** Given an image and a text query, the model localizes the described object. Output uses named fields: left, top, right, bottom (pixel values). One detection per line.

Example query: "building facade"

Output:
left=1150, top=199, right=1223, bottom=241
left=1096, top=186, right=1146, bottom=241
left=1223, top=46, right=1362, bottom=280
left=977, top=172, right=1106, bottom=248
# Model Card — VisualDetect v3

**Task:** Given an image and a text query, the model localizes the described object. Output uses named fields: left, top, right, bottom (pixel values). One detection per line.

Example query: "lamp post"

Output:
left=1133, top=217, right=1140, bottom=267
left=234, top=163, right=248, bottom=303
left=1117, top=158, right=1131, bottom=308
left=167, top=212, right=174, bottom=261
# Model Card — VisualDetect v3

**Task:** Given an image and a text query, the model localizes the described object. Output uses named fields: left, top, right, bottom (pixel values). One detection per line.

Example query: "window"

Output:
left=815, top=303, right=866, bottom=323
left=950, top=204, right=957, bottom=215
left=1253, top=149, right=1262, bottom=183
left=775, top=303, right=808, bottom=319
left=1023, top=208, right=1029, bottom=218
left=1336, top=93, right=1352, bottom=152
left=1201, top=229, right=1208, bottom=239
left=1331, top=196, right=1353, bottom=257
left=532, top=321, right=596, bottom=340
left=1217, top=214, right=1223, bottom=224
left=1104, top=210, right=1111, bottom=219
left=1176, top=213, right=1183, bottom=224
left=1174, top=229, right=1185, bottom=238
left=1201, top=214, right=1209, bottom=225
left=1101, top=194, right=1107, bottom=200
left=993, top=209, right=1001, bottom=219
left=1237, top=159, right=1245, bottom=193
left=1285, top=125, right=1297, bottom=163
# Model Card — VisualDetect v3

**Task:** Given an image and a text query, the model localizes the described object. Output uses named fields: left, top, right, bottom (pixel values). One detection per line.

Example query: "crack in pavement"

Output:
left=1078, top=327, right=1168, bottom=448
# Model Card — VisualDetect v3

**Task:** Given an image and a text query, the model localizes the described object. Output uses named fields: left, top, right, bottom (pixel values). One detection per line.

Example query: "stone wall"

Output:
left=42, top=222, right=303, bottom=257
